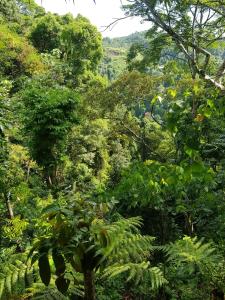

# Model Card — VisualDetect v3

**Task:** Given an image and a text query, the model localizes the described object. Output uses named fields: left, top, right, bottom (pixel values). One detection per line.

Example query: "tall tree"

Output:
left=20, top=83, right=79, bottom=185
left=124, top=0, right=225, bottom=92
left=29, top=14, right=61, bottom=53
left=61, top=15, right=103, bottom=76
left=31, top=198, right=165, bottom=300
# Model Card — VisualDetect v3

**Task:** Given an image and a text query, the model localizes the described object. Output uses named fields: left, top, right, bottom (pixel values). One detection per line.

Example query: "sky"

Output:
left=34, top=0, right=150, bottom=38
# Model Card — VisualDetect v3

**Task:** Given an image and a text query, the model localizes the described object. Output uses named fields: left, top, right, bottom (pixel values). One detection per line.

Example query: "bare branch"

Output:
left=204, top=74, right=225, bottom=90
left=150, top=104, right=163, bottom=126
left=101, top=16, right=132, bottom=33
left=215, top=59, right=225, bottom=80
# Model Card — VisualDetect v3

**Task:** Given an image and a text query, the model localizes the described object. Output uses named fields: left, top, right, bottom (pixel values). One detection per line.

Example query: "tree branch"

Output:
left=101, top=16, right=132, bottom=33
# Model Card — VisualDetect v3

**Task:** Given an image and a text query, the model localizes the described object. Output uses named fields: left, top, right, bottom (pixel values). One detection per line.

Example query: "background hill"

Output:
left=100, top=31, right=147, bottom=80
left=103, top=31, right=147, bottom=49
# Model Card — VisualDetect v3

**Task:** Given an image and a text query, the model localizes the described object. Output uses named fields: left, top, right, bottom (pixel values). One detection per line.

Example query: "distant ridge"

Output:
left=103, top=31, right=147, bottom=49
left=100, top=31, right=147, bottom=80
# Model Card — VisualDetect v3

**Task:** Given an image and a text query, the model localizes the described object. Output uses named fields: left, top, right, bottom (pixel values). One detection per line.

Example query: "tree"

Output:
left=0, top=24, right=44, bottom=78
left=29, top=14, right=62, bottom=53
left=165, top=236, right=225, bottom=299
left=0, top=80, right=13, bottom=220
left=0, top=0, right=44, bottom=25
left=1, top=0, right=225, bottom=299
left=61, top=15, right=103, bottom=76
left=20, top=83, right=79, bottom=185
left=124, top=0, right=225, bottom=92
left=16, top=0, right=45, bottom=17
left=0, top=0, right=19, bottom=21
left=30, top=197, right=166, bottom=300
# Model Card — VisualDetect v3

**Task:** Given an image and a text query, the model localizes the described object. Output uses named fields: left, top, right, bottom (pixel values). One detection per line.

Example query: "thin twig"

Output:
left=101, top=16, right=133, bottom=32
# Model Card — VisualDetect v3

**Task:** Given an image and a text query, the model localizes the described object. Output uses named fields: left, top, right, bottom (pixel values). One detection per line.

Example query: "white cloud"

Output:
left=35, top=0, right=150, bottom=38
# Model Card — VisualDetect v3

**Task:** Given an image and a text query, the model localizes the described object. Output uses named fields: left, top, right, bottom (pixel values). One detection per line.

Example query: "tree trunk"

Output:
left=84, top=270, right=95, bottom=300
left=184, top=213, right=194, bottom=236
left=211, top=289, right=224, bottom=300
left=5, top=192, right=14, bottom=219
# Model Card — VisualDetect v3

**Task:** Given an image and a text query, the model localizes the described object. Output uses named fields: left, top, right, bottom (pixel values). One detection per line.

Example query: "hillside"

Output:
left=103, top=31, right=147, bottom=49
left=100, top=31, right=147, bottom=80
left=1, top=1, right=225, bottom=300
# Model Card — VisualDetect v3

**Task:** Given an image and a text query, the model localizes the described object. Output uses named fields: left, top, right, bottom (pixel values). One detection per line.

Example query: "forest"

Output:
left=0, top=0, right=225, bottom=299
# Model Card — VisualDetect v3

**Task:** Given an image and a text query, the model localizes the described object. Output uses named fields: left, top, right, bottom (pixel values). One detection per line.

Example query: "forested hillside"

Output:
left=100, top=31, right=147, bottom=80
left=0, top=0, right=225, bottom=300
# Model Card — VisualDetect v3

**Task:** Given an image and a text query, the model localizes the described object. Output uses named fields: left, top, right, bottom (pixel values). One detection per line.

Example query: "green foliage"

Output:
left=0, top=80, right=11, bottom=166
left=114, top=160, right=214, bottom=209
left=0, top=248, right=36, bottom=300
left=164, top=236, right=224, bottom=299
left=0, top=24, right=44, bottom=77
left=100, top=32, right=148, bottom=81
left=99, top=47, right=127, bottom=81
left=29, top=14, right=61, bottom=53
left=30, top=198, right=165, bottom=298
left=1, top=1, right=225, bottom=299
left=67, top=118, right=112, bottom=193
left=20, top=83, right=79, bottom=181
left=124, top=0, right=225, bottom=91
left=2, top=216, right=28, bottom=241
left=0, top=0, right=19, bottom=22
left=166, top=236, right=216, bottom=266
left=103, top=263, right=166, bottom=289
left=29, top=286, right=68, bottom=300
left=127, top=28, right=172, bottom=72
left=17, top=0, right=45, bottom=21
left=103, top=31, right=147, bottom=50
left=61, top=15, right=103, bottom=75
left=0, top=248, right=71, bottom=300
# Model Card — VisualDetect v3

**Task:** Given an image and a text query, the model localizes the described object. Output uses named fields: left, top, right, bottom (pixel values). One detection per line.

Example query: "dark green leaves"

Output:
left=29, top=14, right=61, bottom=53
left=55, top=276, right=70, bottom=294
left=60, top=15, right=103, bottom=75
left=20, top=83, right=79, bottom=181
left=38, top=253, right=51, bottom=286
left=52, top=249, right=66, bottom=277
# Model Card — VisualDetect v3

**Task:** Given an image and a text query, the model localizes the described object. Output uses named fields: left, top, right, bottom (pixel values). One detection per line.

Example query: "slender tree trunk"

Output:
left=141, top=118, right=147, bottom=162
left=84, top=270, right=95, bottom=300
left=4, top=192, right=23, bottom=252
left=26, top=162, right=31, bottom=181
left=5, top=192, right=14, bottom=219
left=184, top=213, right=194, bottom=236
left=211, top=289, right=224, bottom=300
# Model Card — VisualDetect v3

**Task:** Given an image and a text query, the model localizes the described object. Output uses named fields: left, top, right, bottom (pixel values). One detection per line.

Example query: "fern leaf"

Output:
left=11, top=269, right=19, bottom=287
left=102, top=262, right=167, bottom=289
left=165, top=236, right=217, bottom=267
left=5, top=273, right=12, bottom=294
left=0, top=280, right=5, bottom=299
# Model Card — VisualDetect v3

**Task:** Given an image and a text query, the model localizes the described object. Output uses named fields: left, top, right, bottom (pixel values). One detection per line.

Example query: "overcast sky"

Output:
left=35, top=0, right=150, bottom=38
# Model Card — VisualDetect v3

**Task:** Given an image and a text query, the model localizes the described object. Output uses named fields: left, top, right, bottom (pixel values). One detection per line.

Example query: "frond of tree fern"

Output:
left=102, top=262, right=167, bottom=289
left=165, top=236, right=216, bottom=265
left=108, top=234, right=154, bottom=263
left=0, top=249, right=37, bottom=300
left=91, top=216, right=154, bottom=262
left=25, top=272, right=84, bottom=299
left=31, top=200, right=166, bottom=298
left=91, top=217, right=166, bottom=290
left=27, top=284, right=68, bottom=300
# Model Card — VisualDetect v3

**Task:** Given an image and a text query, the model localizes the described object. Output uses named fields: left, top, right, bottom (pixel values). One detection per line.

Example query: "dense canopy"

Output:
left=0, top=0, right=225, bottom=299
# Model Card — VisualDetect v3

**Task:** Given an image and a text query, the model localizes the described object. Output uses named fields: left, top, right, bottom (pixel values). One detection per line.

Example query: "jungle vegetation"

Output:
left=0, top=0, right=225, bottom=299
